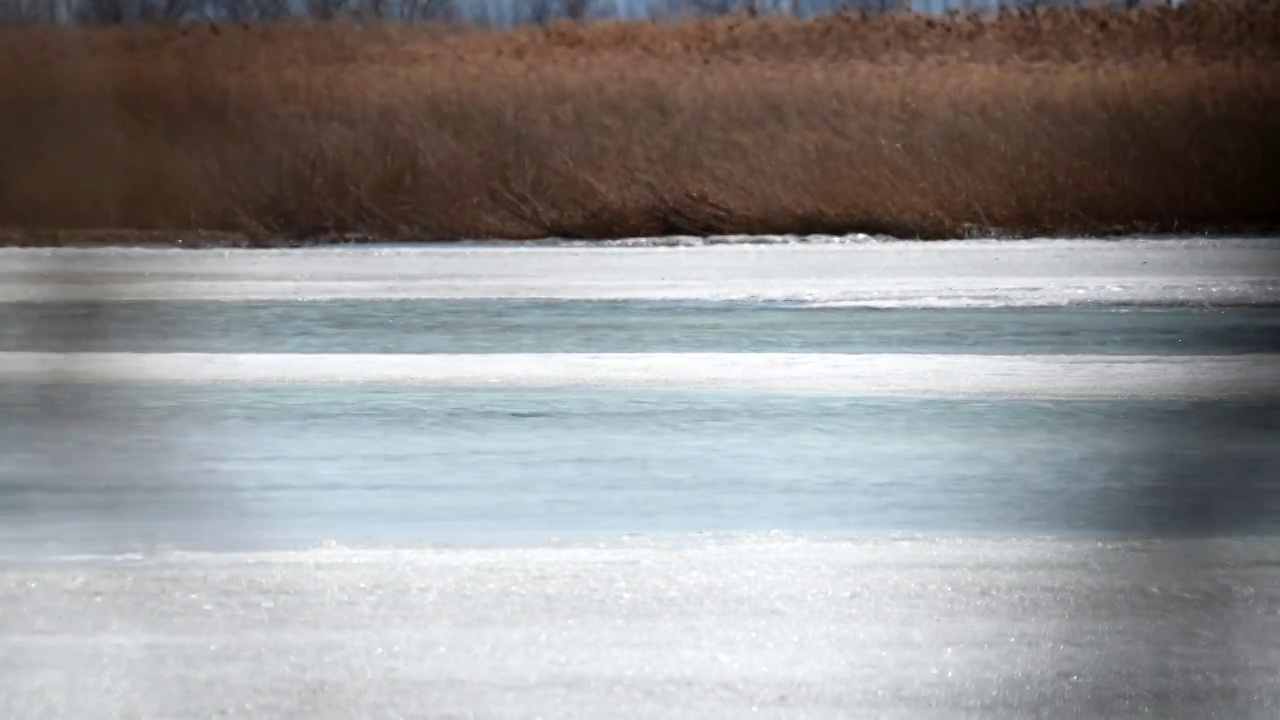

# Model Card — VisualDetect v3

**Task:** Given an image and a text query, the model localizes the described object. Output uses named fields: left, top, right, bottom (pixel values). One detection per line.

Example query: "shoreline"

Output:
left=4, top=229, right=1280, bottom=250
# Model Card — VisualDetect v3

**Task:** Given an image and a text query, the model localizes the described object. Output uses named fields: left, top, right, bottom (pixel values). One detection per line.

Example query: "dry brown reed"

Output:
left=2, top=1, right=1278, bottom=242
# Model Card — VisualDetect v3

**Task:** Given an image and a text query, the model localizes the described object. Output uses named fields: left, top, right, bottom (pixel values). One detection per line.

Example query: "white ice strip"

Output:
left=2, top=352, right=1278, bottom=399
left=2, top=238, right=1278, bottom=305
left=4, top=277, right=1278, bottom=307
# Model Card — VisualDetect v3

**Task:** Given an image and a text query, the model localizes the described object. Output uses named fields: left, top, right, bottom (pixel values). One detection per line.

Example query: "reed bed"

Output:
left=2, top=1, right=1278, bottom=242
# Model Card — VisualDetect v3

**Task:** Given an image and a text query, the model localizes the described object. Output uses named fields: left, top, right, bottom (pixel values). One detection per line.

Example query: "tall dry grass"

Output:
left=1, top=1, right=1278, bottom=242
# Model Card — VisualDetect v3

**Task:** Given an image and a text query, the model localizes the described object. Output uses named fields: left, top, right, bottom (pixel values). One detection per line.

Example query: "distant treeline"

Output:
left=0, top=0, right=1173, bottom=28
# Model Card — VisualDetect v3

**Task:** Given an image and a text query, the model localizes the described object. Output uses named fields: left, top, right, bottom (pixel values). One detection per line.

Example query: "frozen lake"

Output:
left=1, top=238, right=1278, bottom=718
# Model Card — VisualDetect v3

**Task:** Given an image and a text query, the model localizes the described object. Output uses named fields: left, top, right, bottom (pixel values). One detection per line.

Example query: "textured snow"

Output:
left=2, top=535, right=1278, bottom=719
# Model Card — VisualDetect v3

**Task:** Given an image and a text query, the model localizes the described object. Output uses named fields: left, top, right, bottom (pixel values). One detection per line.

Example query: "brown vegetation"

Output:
left=2, top=1, right=1279, bottom=243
